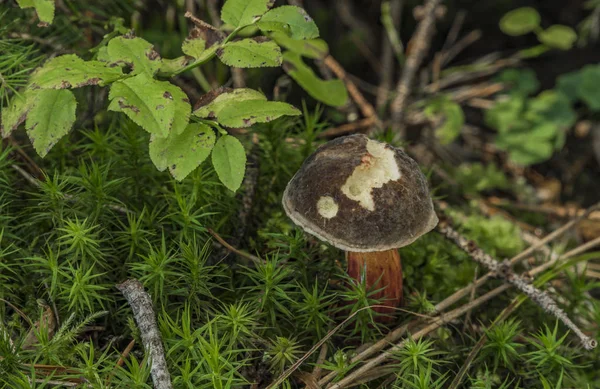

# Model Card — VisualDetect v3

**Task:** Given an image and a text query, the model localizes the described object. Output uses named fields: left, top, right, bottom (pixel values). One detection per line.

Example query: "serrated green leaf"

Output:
left=221, top=0, right=273, bottom=28
left=16, top=0, right=55, bottom=24
left=257, top=6, right=319, bottom=39
left=270, top=32, right=328, bottom=59
left=1, top=92, right=31, bottom=138
left=182, top=37, right=206, bottom=59
left=25, top=89, right=76, bottom=157
left=108, top=73, right=190, bottom=138
left=159, top=57, right=189, bottom=74
left=537, top=25, right=577, bottom=50
left=217, top=100, right=300, bottom=127
left=29, top=54, right=124, bottom=89
left=106, top=36, right=161, bottom=76
left=212, top=135, right=246, bottom=191
left=282, top=52, right=347, bottom=107
left=500, top=7, right=540, bottom=36
left=217, top=38, right=282, bottom=68
left=149, top=123, right=215, bottom=180
left=193, top=88, right=266, bottom=118
left=577, top=65, right=600, bottom=111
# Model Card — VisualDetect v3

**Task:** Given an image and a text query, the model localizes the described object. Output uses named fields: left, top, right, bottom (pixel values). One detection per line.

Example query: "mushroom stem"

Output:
left=346, top=249, right=402, bottom=321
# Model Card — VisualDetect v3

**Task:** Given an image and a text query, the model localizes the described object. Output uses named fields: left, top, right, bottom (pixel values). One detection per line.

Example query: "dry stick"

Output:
left=322, top=56, right=382, bottom=129
left=377, top=0, right=403, bottom=111
left=207, top=228, right=263, bottom=265
left=510, top=203, right=599, bottom=265
left=390, top=0, right=441, bottom=139
left=325, top=284, right=512, bottom=389
left=436, top=217, right=597, bottom=350
left=317, top=118, right=376, bottom=139
left=117, top=279, right=173, bottom=389
left=318, top=202, right=597, bottom=386
left=448, top=236, right=600, bottom=389
left=447, top=298, right=521, bottom=389
left=311, top=343, right=328, bottom=381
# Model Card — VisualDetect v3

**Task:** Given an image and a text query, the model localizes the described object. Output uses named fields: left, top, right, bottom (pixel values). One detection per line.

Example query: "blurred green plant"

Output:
left=500, top=7, right=577, bottom=52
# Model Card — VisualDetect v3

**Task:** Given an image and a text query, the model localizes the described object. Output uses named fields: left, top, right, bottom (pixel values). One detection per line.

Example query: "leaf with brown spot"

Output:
left=193, top=87, right=266, bottom=118
left=217, top=38, right=282, bottom=68
left=28, top=54, right=124, bottom=90
left=106, top=36, right=162, bottom=76
left=149, top=122, right=215, bottom=180
left=108, top=73, right=190, bottom=138
left=25, top=89, right=77, bottom=157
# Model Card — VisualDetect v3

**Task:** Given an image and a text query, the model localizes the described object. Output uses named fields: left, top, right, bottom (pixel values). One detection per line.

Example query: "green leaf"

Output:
left=497, top=68, right=539, bottom=96
left=524, top=91, right=576, bottom=128
left=484, top=95, right=526, bottom=133
left=108, top=73, right=190, bottom=138
left=29, top=54, right=124, bottom=89
left=577, top=65, right=600, bottom=111
left=106, top=36, right=162, bottom=75
left=424, top=97, right=464, bottom=144
left=221, top=0, right=273, bottom=28
left=16, top=0, right=55, bottom=24
left=1, top=92, right=31, bottom=138
left=257, top=6, right=319, bottom=39
left=149, top=123, right=216, bottom=180
left=537, top=25, right=577, bottom=50
left=217, top=38, right=282, bottom=68
left=556, top=71, right=582, bottom=102
left=282, top=52, right=347, bottom=107
left=25, top=89, right=76, bottom=157
left=499, top=7, right=541, bottom=36
left=158, top=57, right=189, bottom=74
left=217, top=100, right=301, bottom=127
left=211, top=135, right=247, bottom=191
left=182, top=37, right=206, bottom=59
left=193, top=88, right=266, bottom=119
left=270, top=32, right=328, bottom=59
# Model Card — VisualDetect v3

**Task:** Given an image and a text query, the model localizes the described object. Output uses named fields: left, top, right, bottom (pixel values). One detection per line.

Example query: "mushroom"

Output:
left=282, top=134, right=438, bottom=319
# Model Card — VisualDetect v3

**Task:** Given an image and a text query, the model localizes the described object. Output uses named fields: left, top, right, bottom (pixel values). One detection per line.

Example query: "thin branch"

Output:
left=324, top=284, right=511, bottom=388
left=323, top=55, right=382, bottom=129
left=436, top=216, right=597, bottom=350
left=390, top=0, right=441, bottom=138
left=117, top=279, right=173, bottom=389
left=207, top=228, right=263, bottom=265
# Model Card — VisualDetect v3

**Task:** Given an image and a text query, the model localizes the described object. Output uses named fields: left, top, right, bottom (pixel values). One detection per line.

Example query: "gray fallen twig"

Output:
left=117, top=279, right=173, bottom=389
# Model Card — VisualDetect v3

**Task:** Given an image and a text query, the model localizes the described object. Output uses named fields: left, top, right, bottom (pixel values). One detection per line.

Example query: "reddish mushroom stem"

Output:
left=346, top=249, right=402, bottom=321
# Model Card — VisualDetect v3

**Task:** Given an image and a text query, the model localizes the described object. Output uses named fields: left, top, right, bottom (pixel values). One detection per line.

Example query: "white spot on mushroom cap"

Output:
left=340, top=139, right=401, bottom=211
left=317, top=196, right=338, bottom=218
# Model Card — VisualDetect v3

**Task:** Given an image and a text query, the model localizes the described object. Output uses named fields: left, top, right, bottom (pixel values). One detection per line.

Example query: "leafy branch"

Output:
left=1, top=0, right=349, bottom=190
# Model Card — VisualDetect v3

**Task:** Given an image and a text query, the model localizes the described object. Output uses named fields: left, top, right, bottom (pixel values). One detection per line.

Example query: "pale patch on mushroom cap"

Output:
left=282, top=134, right=438, bottom=252
left=317, top=196, right=339, bottom=218
left=340, top=139, right=401, bottom=211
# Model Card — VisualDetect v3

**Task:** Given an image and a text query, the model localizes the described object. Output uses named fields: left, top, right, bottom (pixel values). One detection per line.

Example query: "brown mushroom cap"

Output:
left=282, top=134, right=438, bottom=252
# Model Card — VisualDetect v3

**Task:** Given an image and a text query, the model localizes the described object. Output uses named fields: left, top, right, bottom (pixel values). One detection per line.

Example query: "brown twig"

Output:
left=324, top=284, right=511, bottom=388
left=117, top=279, right=173, bottom=389
left=317, top=118, right=376, bottom=139
left=377, top=0, right=402, bottom=111
left=322, top=56, right=382, bottom=129
left=207, top=228, right=263, bottom=265
left=390, top=0, right=441, bottom=138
